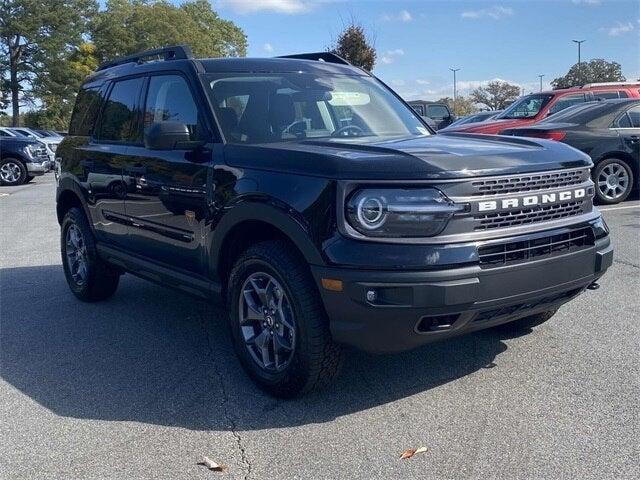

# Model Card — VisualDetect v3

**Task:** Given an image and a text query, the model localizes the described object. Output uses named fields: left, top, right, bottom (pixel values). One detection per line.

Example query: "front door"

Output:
left=123, top=74, right=213, bottom=275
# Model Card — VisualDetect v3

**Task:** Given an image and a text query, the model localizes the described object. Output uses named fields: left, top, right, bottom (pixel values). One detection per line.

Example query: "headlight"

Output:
left=24, top=145, right=37, bottom=158
left=345, top=188, right=465, bottom=238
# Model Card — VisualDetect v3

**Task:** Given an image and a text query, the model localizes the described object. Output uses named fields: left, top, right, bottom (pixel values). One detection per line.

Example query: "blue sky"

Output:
left=208, top=0, right=639, bottom=100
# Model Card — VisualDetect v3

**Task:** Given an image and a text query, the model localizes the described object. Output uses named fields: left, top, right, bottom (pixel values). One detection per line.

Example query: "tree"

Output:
left=0, top=0, right=97, bottom=126
left=435, top=96, right=477, bottom=117
left=330, top=22, right=376, bottom=71
left=551, top=58, right=626, bottom=89
left=91, top=0, right=247, bottom=62
left=470, top=81, right=521, bottom=110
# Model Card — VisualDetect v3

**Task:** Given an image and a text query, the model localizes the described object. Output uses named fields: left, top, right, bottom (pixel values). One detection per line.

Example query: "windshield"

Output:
left=498, top=94, right=553, bottom=119
left=204, top=73, right=429, bottom=144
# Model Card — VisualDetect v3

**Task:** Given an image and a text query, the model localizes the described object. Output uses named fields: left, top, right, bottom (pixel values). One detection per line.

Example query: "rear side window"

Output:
left=143, top=75, right=201, bottom=140
left=96, top=77, right=143, bottom=142
left=427, top=105, right=449, bottom=119
left=548, top=94, right=586, bottom=115
left=614, top=106, right=640, bottom=128
left=592, top=91, right=620, bottom=100
left=69, top=87, right=102, bottom=136
left=411, top=104, right=425, bottom=116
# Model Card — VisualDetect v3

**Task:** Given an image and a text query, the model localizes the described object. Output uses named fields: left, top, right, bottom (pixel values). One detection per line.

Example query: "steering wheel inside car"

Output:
left=332, top=124, right=365, bottom=137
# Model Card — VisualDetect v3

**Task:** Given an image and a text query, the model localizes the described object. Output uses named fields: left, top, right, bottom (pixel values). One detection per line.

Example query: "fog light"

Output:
left=366, top=290, right=377, bottom=302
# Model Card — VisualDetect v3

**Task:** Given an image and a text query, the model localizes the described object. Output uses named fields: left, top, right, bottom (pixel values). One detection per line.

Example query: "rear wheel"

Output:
left=593, top=158, right=633, bottom=205
left=0, top=158, right=27, bottom=186
left=25, top=175, right=35, bottom=183
left=227, top=240, right=342, bottom=397
left=61, top=207, right=121, bottom=302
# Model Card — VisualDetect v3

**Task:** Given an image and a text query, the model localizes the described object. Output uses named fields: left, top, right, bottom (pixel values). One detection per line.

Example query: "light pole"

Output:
left=538, top=74, right=545, bottom=92
left=572, top=40, right=585, bottom=85
left=449, top=67, right=460, bottom=114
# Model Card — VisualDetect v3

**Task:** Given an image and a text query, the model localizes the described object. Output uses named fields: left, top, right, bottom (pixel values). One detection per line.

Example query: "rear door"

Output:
left=545, top=93, right=588, bottom=117
left=612, top=105, right=640, bottom=169
left=84, top=77, right=144, bottom=247
left=122, top=73, right=213, bottom=274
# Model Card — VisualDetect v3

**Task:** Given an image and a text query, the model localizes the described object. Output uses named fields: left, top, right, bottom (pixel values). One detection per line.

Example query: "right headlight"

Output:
left=345, top=188, right=465, bottom=238
left=23, top=145, right=38, bottom=158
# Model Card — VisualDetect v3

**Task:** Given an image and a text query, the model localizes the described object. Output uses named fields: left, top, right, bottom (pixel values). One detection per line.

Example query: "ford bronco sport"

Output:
left=57, top=46, right=613, bottom=397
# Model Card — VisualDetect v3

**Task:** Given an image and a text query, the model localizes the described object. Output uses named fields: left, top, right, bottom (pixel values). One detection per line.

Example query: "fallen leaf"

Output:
left=197, top=456, right=227, bottom=472
left=400, top=446, right=428, bottom=459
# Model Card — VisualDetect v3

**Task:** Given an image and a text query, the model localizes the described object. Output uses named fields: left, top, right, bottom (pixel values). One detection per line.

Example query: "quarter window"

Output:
left=97, top=77, right=143, bottom=142
left=69, top=87, right=102, bottom=136
left=144, top=75, right=201, bottom=140
left=627, top=106, right=640, bottom=128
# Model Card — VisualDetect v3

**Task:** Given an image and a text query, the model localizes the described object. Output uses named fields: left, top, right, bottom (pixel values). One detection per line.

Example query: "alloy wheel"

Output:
left=0, top=162, right=22, bottom=183
left=597, top=162, right=629, bottom=201
left=238, top=272, right=296, bottom=372
left=65, top=224, right=89, bottom=286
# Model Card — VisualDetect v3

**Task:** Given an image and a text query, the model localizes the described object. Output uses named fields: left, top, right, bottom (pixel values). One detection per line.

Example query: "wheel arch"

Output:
left=56, top=178, right=92, bottom=226
left=594, top=151, right=638, bottom=188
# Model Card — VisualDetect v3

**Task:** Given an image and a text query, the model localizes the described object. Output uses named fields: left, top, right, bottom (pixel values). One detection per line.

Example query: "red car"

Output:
left=443, top=82, right=640, bottom=134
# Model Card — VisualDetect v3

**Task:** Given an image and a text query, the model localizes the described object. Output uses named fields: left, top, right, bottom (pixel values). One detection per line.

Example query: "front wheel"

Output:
left=0, top=158, right=27, bottom=186
left=61, top=207, right=121, bottom=302
left=593, top=158, right=634, bottom=205
left=227, top=241, right=342, bottom=398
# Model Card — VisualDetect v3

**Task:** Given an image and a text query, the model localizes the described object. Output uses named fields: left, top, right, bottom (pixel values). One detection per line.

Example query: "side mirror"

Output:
left=144, top=121, right=192, bottom=150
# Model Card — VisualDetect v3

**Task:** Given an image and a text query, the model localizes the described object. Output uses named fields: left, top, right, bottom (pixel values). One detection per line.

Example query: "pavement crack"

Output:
left=614, top=258, right=640, bottom=269
left=196, top=306, right=253, bottom=480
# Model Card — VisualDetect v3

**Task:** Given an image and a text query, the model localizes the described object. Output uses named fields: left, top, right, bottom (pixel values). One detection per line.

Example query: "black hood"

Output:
left=223, top=133, right=592, bottom=180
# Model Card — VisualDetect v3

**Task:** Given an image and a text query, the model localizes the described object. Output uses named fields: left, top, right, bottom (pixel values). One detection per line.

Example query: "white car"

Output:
left=2, top=127, right=61, bottom=161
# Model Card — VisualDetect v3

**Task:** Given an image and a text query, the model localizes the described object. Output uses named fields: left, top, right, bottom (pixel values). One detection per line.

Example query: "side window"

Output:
left=627, top=106, right=640, bottom=128
left=427, top=105, right=449, bottom=119
left=69, top=87, right=102, bottom=136
left=144, top=75, right=201, bottom=140
left=97, top=77, right=143, bottom=142
left=0, top=130, right=9, bottom=137
left=592, top=91, right=619, bottom=100
left=618, top=91, right=628, bottom=98
left=411, top=104, right=425, bottom=116
left=615, top=112, right=632, bottom=128
left=548, top=94, right=586, bottom=115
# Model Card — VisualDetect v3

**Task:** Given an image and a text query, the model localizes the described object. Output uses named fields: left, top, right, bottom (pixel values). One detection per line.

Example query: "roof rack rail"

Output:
left=97, top=45, right=193, bottom=72
left=580, top=81, right=640, bottom=89
left=276, top=52, right=351, bottom=66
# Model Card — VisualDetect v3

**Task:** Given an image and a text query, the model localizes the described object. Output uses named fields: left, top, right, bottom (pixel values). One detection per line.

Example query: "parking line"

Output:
left=599, top=204, right=640, bottom=212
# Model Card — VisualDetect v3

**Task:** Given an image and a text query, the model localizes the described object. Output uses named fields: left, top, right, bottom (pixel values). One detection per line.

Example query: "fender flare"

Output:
left=56, top=175, right=92, bottom=227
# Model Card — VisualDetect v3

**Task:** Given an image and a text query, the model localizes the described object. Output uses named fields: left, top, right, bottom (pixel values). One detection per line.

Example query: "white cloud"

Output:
left=461, top=5, right=513, bottom=20
left=390, top=79, right=406, bottom=86
left=381, top=9, right=413, bottom=22
left=601, top=21, right=634, bottom=36
left=415, top=79, right=430, bottom=85
left=380, top=49, right=405, bottom=64
left=571, top=0, right=601, bottom=5
left=218, top=0, right=311, bottom=14
left=263, top=43, right=275, bottom=53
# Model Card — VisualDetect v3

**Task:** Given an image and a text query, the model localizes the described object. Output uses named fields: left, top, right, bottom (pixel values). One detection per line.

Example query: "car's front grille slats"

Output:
left=478, top=227, right=594, bottom=268
left=474, top=200, right=586, bottom=230
left=470, top=169, right=587, bottom=196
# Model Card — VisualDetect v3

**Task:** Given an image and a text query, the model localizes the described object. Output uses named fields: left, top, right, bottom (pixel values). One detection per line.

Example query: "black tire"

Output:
left=227, top=240, right=342, bottom=398
left=593, top=158, right=634, bottom=205
left=61, top=207, right=121, bottom=302
left=0, top=158, right=27, bottom=186
left=25, top=175, right=35, bottom=183
left=495, top=309, right=558, bottom=333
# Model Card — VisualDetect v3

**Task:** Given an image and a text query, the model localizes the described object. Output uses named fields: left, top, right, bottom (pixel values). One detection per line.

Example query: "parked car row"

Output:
left=0, top=136, right=54, bottom=186
left=0, top=126, right=62, bottom=163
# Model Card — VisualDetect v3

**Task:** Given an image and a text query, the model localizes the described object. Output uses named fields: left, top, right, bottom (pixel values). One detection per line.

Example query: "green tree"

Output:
left=470, top=81, right=521, bottom=110
left=551, top=58, right=626, bottom=89
left=330, top=22, right=376, bottom=71
left=435, top=96, right=477, bottom=117
left=91, top=0, right=246, bottom=62
left=0, top=0, right=97, bottom=126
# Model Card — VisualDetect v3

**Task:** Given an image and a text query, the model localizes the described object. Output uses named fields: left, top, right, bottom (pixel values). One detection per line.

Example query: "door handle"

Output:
left=629, top=135, right=639, bottom=143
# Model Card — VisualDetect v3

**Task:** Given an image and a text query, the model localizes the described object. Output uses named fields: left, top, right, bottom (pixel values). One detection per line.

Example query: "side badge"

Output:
left=185, top=210, right=196, bottom=225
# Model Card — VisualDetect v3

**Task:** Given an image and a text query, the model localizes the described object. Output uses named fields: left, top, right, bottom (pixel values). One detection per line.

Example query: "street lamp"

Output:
left=449, top=67, right=460, bottom=113
left=538, top=74, right=545, bottom=92
left=572, top=40, right=586, bottom=86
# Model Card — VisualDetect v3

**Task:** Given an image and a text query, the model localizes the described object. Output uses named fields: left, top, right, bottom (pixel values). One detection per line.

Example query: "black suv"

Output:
left=57, top=46, right=613, bottom=397
left=0, top=136, right=52, bottom=186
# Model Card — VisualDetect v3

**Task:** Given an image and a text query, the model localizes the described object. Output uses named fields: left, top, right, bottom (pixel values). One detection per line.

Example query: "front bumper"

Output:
left=26, top=160, right=53, bottom=175
left=312, top=231, right=612, bottom=354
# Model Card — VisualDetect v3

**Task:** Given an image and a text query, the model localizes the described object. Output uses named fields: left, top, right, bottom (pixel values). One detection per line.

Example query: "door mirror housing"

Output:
left=145, top=121, right=194, bottom=150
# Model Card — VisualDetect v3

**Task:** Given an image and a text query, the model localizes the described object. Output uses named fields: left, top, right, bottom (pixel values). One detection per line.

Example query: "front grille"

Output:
left=478, top=227, right=593, bottom=268
left=472, top=288, right=583, bottom=323
left=470, top=169, right=587, bottom=196
left=474, top=200, right=586, bottom=231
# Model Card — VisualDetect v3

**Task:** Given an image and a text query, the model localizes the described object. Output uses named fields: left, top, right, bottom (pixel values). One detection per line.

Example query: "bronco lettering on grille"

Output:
left=477, top=188, right=586, bottom=212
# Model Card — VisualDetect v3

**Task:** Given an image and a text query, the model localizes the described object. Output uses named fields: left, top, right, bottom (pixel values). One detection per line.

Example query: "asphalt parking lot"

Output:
left=1, top=175, right=639, bottom=480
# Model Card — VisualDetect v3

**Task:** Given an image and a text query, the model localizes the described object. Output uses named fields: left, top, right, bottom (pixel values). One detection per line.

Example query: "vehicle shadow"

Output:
left=1, top=264, right=514, bottom=432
